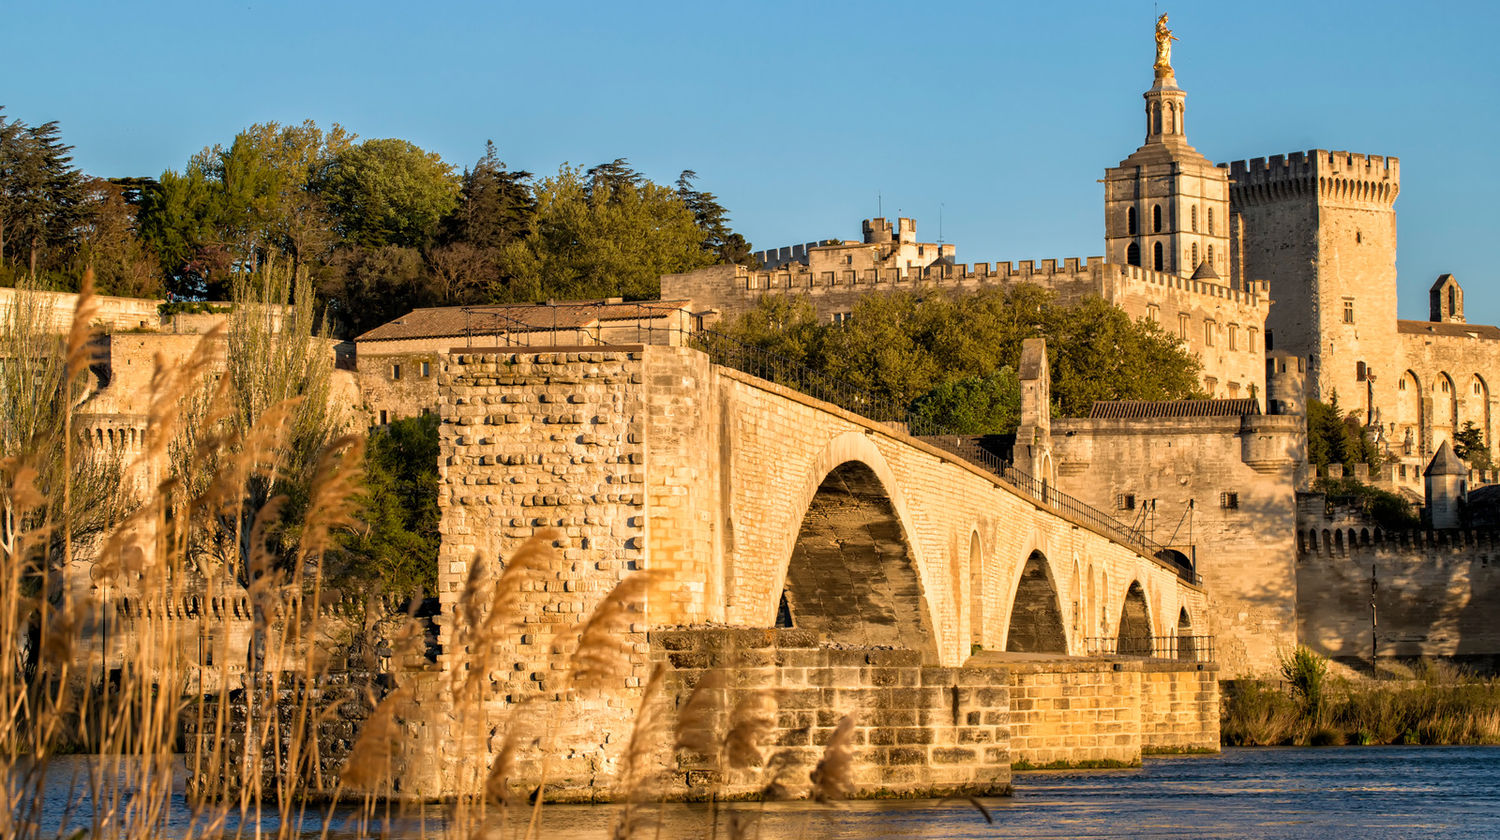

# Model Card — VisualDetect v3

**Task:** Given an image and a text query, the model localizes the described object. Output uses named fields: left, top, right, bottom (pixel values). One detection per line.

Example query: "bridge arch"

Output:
left=1003, top=550, right=1068, bottom=654
left=1117, top=580, right=1153, bottom=656
left=968, top=530, right=984, bottom=652
left=769, top=432, right=940, bottom=662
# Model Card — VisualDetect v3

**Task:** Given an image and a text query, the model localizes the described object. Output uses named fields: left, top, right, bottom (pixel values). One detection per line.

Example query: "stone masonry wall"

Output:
left=654, top=628, right=1011, bottom=799
left=1004, top=658, right=1220, bottom=766
left=1053, top=414, right=1304, bottom=677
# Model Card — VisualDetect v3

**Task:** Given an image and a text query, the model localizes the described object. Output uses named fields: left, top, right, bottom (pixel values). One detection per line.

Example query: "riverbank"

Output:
left=1222, top=657, right=1500, bottom=747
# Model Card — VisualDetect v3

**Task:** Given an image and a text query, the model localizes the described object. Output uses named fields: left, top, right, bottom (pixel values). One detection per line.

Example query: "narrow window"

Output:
left=1343, top=300, right=1355, bottom=324
left=392, top=363, right=402, bottom=380
left=1191, top=206, right=1199, bottom=232
left=1191, top=242, right=1199, bottom=267
left=1127, top=242, right=1141, bottom=266
left=421, top=361, right=431, bottom=377
left=1153, top=204, right=1163, bottom=233
left=1220, top=492, right=1239, bottom=510
left=1442, top=379, right=1450, bottom=393
left=1228, top=325, right=1238, bottom=351
left=1208, top=207, right=1215, bottom=235
left=1207, top=244, right=1215, bottom=266
left=1127, top=206, right=1137, bottom=235
left=1178, top=313, right=1189, bottom=340
left=1147, top=304, right=1160, bottom=323
left=1248, top=328, right=1258, bottom=352
left=1204, top=320, right=1216, bottom=347
left=1153, top=241, right=1164, bottom=271
left=379, top=409, right=388, bottom=425
left=1399, top=378, right=1407, bottom=391
left=1118, top=494, right=1136, bottom=511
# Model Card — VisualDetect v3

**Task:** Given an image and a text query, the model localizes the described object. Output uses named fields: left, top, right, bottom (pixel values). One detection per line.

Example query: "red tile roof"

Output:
left=1088, top=399, right=1261, bottom=419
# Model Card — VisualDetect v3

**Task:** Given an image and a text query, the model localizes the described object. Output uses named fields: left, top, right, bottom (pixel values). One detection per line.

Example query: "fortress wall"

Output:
left=1138, top=663, right=1220, bottom=753
left=0, top=286, right=162, bottom=333
left=1296, top=533, right=1500, bottom=661
left=1053, top=414, right=1305, bottom=676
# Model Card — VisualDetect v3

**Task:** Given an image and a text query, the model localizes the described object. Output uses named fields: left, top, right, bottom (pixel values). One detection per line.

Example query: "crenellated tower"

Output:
left=1224, top=151, right=1400, bottom=419
left=1103, top=14, right=1230, bottom=281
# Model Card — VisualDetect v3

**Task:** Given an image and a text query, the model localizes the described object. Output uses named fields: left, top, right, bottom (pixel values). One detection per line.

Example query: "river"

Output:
left=21, top=746, right=1500, bottom=839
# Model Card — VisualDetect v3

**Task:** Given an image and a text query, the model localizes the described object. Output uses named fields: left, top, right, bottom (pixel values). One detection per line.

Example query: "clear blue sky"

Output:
left=7, top=1, right=1497, bottom=320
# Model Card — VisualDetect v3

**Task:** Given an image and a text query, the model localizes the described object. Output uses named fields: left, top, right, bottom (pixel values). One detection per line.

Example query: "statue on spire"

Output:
left=1154, top=13, right=1177, bottom=78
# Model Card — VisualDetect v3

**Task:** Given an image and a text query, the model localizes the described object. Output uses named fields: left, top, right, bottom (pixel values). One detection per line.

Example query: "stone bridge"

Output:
left=437, top=343, right=1208, bottom=669
left=418, top=343, right=1215, bottom=800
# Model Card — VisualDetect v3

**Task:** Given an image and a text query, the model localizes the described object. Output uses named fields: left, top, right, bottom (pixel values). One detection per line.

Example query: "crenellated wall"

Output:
left=1296, top=493, right=1500, bottom=663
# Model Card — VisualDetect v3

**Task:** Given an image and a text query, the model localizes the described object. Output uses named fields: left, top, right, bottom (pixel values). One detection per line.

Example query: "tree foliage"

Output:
left=1306, top=394, right=1381, bottom=474
left=337, top=414, right=440, bottom=596
left=1454, top=421, right=1492, bottom=470
left=320, top=138, right=459, bottom=249
left=718, top=286, right=1205, bottom=420
left=0, top=109, right=85, bottom=285
left=494, top=161, right=716, bottom=302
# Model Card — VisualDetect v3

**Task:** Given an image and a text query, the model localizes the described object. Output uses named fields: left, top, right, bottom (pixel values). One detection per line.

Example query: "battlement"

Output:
left=731, top=256, right=1268, bottom=308
left=1298, top=525, right=1500, bottom=555
left=1224, top=149, right=1399, bottom=206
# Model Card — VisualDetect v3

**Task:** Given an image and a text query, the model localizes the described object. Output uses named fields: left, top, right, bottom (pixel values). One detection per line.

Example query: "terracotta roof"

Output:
left=1396, top=319, right=1500, bottom=340
left=355, top=299, right=690, bottom=343
left=1088, top=398, right=1261, bottom=419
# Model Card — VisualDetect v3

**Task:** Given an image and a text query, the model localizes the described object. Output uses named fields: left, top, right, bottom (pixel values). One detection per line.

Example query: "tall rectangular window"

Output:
left=391, top=363, right=402, bottom=380
left=1343, top=300, right=1355, bottom=324
left=1178, top=313, right=1190, bottom=340
left=1228, top=325, right=1238, bottom=351
left=1204, top=320, right=1216, bottom=347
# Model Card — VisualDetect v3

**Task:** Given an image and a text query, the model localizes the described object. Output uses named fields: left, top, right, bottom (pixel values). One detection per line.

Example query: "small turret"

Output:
left=1424, top=440, right=1468, bottom=529
left=862, top=218, right=894, bottom=245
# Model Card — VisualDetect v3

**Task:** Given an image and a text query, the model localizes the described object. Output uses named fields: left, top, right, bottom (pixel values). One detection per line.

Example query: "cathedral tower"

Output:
left=1103, top=14, right=1230, bottom=279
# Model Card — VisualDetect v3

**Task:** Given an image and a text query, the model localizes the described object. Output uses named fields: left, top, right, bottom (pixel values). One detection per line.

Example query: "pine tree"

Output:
left=677, top=169, right=753, bottom=266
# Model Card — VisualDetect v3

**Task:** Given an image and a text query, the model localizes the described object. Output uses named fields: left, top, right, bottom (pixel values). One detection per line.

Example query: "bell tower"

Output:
left=1104, top=13, right=1230, bottom=280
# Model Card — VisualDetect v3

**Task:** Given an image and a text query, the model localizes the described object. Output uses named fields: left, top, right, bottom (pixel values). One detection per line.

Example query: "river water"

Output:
left=21, top=746, right=1500, bottom=839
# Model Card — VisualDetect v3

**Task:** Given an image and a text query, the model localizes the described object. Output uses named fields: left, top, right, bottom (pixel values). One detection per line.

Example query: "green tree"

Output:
left=337, top=414, right=440, bottom=596
left=440, top=140, right=533, bottom=249
left=0, top=114, right=85, bottom=283
left=319, top=245, right=432, bottom=336
left=908, top=367, right=1022, bottom=435
left=495, top=161, right=715, bottom=302
left=1454, top=421, right=1492, bottom=470
left=74, top=177, right=162, bottom=297
left=320, top=138, right=459, bottom=248
left=677, top=170, right=753, bottom=266
left=1306, top=394, right=1381, bottom=474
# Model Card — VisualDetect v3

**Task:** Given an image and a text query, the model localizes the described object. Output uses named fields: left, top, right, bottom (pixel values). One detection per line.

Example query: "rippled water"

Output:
left=20, top=746, right=1500, bottom=839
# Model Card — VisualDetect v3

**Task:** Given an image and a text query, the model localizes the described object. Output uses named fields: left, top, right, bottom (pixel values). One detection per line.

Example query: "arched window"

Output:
left=1191, top=206, right=1198, bottom=232
left=1191, top=243, right=1199, bottom=267
left=1127, top=242, right=1141, bottom=267
left=1153, top=205, right=1162, bottom=233
left=1153, top=241, right=1164, bottom=271
left=1207, top=244, right=1214, bottom=266
left=1208, top=207, right=1215, bottom=235
left=1127, top=206, right=1137, bottom=235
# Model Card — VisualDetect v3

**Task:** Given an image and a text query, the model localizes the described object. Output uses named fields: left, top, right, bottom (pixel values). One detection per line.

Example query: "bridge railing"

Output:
left=1086, top=635, right=1215, bottom=663
left=455, top=304, right=1199, bottom=582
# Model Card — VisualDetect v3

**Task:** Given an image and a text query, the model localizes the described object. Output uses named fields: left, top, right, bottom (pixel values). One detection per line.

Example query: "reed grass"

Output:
left=1223, top=651, right=1500, bottom=747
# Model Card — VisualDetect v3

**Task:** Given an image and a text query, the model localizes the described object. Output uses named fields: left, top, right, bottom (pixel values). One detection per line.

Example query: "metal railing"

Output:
left=1086, top=635, right=1215, bottom=663
left=455, top=304, right=1200, bottom=582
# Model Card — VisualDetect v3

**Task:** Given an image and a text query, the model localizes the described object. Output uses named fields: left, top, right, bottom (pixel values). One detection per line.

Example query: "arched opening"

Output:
left=1116, top=581, right=1152, bottom=656
left=1190, top=205, right=1198, bottom=232
left=968, top=532, right=983, bottom=652
left=1152, top=241, right=1164, bottom=271
left=1398, top=370, right=1421, bottom=454
left=1191, top=242, right=1199, bottom=268
left=1005, top=551, right=1067, bottom=654
left=1435, top=373, right=1457, bottom=444
left=1463, top=374, right=1489, bottom=447
left=1127, top=206, right=1137, bottom=235
left=780, top=461, right=937, bottom=661
left=1152, top=204, right=1163, bottom=233
left=1126, top=242, right=1141, bottom=267
left=1177, top=607, right=1196, bottom=661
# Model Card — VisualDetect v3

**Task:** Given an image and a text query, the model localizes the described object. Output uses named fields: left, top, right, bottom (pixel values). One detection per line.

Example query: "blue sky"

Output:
left=7, top=1, right=1497, bottom=320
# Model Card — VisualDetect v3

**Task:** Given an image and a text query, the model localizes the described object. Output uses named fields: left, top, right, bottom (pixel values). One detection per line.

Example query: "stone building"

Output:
left=351, top=298, right=698, bottom=425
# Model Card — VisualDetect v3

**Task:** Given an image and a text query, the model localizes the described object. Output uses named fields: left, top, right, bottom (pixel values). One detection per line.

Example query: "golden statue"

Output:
left=1154, top=13, right=1177, bottom=75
